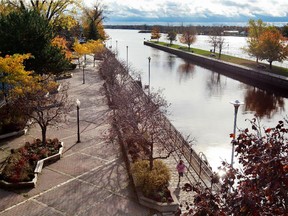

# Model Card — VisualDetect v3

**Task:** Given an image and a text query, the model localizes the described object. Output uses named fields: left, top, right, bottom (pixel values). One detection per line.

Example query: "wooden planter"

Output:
left=0, top=142, right=64, bottom=189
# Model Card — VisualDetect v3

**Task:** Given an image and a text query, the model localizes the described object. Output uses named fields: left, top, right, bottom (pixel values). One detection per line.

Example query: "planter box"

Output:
left=0, top=142, right=64, bottom=189
left=0, top=128, right=27, bottom=140
left=135, top=186, right=179, bottom=213
left=131, top=174, right=179, bottom=213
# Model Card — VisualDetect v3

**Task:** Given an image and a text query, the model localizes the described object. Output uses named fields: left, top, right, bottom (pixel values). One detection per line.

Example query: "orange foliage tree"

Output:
left=151, top=26, right=161, bottom=42
left=52, top=36, right=72, bottom=60
left=258, top=27, right=288, bottom=69
left=179, top=26, right=197, bottom=50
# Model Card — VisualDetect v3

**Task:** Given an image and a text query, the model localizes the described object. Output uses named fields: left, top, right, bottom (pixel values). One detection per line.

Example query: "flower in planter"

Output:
left=1, top=138, right=62, bottom=183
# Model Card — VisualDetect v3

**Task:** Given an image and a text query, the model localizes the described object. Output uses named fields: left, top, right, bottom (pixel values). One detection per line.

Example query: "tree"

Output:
left=258, top=27, right=288, bottom=69
left=0, top=54, right=35, bottom=101
left=99, top=50, right=177, bottom=171
left=0, top=10, right=71, bottom=75
left=151, top=26, right=161, bottom=42
left=245, top=19, right=267, bottom=63
left=82, top=1, right=106, bottom=41
left=208, top=26, right=223, bottom=53
left=166, top=30, right=177, bottom=45
left=73, top=39, right=104, bottom=62
left=5, top=0, right=81, bottom=26
left=187, top=119, right=288, bottom=215
left=15, top=80, right=71, bottom=144
left=282, top=24, right=288, bottom=38
left=217, top=36, right=225, bottom=59
left=179, top=26, right=197, bottom=50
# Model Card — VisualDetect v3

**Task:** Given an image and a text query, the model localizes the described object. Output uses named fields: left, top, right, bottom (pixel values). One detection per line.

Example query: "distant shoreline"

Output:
left=104, top=24, right=248, bottom=35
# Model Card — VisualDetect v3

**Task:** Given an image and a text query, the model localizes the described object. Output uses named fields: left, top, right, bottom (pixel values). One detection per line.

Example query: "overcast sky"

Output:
left=85, top=0, right=288, bottom=25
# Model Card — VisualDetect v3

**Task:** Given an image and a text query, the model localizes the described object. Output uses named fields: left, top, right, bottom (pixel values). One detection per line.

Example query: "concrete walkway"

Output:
left=0, top=57, right=156, bottom=216
left=0, top=56, right=197, bottom=215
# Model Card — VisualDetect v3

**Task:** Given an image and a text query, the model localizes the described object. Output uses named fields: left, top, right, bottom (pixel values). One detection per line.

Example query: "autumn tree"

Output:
left=0, top=54, right=35, bottom=101
left=0, top=10, right=71, bottom=75
left=258, top=27, right=288, bottom=69
left=5, top=0, right=81, bottom=27
left=179, top=26, right=197, bottom=50
left=245, top=19, right=267, bottom=63
left=166, top=30, right=177, bottom=45
left=186, top=119, right=288, bottom=215
left=151, top=26, right=161, bottom=42
left=73, top=39, right=104, bottom=63
left=82, top=1, right=106, bottom=41
left=0, top=54, right=36, bottom=132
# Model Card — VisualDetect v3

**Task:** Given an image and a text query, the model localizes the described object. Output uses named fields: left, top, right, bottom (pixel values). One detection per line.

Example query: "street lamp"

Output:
left=230, top=99, right=244, bottom=167
left=82, top=61, right=86, bottom=84
left=126, top=46, right=129, bottom=66
left=76, top=99, right=81, bottom=143
left=148, top=57, right=151, bottom=94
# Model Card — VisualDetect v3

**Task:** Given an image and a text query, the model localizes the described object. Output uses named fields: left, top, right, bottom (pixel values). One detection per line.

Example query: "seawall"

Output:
left=144, top=41, right=288, bottom=92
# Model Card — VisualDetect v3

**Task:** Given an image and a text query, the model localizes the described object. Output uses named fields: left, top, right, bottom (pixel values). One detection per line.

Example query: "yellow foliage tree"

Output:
left=73, top=39, right=104, bottom=58
left=0, top=53, right=59, bottom=99
left=0, top=54, right=38, bottom=98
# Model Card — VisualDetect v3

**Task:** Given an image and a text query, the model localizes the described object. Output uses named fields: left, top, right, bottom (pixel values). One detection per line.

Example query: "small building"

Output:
left=222, top=30, right=239, bottom=36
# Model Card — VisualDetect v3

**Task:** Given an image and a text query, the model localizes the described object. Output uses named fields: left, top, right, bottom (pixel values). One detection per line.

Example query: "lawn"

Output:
left=154, top=41, right=288, bottom=77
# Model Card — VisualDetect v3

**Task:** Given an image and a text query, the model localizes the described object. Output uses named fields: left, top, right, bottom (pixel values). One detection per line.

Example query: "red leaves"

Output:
left=265, top=128, right=272, bottom=133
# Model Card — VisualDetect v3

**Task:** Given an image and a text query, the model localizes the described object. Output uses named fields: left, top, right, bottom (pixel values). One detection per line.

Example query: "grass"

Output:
left=153, top=41, right=288, bottom=77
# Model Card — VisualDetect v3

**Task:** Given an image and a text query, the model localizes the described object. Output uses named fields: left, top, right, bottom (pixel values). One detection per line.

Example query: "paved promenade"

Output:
left=0, top=57, right=195, bottom=215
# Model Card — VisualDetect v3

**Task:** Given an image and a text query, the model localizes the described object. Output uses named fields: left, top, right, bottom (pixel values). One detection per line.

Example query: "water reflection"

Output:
left=177, top=60, right=195, bottom=82
left=244, top=87, right=285, bottom=119
left=206, top=72, right=227, bottom=97
left=166, top=55, right=176, bottom=71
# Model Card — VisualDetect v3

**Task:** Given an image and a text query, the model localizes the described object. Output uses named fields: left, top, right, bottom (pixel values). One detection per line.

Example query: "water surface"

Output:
left=105, top=29, right=288, bottom=170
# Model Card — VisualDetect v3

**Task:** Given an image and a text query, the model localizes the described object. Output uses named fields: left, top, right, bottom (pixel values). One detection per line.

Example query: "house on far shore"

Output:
left=222, top=30, right=239, bottom=36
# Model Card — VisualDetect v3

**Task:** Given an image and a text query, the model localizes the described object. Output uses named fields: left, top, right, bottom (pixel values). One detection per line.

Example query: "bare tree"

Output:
left=99, top=50, right=177, bottom=170
left=14, top=81, right=72, bottom=144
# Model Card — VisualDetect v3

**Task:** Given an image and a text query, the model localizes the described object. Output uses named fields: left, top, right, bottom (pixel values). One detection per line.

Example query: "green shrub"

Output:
left=131, top=160, right=171, bottom=197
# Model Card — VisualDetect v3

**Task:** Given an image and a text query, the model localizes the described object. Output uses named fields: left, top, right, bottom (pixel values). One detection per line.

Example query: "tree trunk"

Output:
left=269, top=61, right=272, bottom=70
left=149, top=142, right=153, bottom=171
left=41, top=126, right=47, bottom=145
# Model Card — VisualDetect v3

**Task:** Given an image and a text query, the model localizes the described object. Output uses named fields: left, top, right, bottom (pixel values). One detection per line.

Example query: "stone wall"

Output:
left=144, top=41, right=288, bottom=92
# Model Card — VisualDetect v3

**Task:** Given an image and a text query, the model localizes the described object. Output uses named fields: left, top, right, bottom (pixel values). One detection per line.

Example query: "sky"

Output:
left=84, top=0, right=288, bottom=25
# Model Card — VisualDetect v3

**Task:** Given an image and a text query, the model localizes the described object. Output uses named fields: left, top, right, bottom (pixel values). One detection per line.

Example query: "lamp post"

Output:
left=76, top=99, right=81, bottom=143
left=126, top=46, right=129, bottom=66
left=148, top=57, right=151, bottom=94
left=82, top=61, right=86, bottom=84
left=230, top=99, right=244, bottom=167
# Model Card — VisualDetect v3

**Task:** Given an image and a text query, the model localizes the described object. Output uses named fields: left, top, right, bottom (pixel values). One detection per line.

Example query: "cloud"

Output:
left=88, top=0, right=288, bottom=24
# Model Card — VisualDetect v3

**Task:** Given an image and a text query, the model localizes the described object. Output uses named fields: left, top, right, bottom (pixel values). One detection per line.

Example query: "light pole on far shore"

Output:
left=148, top=57, right=151, bottom=94
left=76, top=99, right=81, bottom=143
left=126, top=46, right=129, bottom=66
left=230, top=99, right=244, bottom=167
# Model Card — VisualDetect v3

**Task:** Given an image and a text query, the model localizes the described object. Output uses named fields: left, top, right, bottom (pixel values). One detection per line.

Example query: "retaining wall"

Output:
left=144, top=41, right=288, bottom=91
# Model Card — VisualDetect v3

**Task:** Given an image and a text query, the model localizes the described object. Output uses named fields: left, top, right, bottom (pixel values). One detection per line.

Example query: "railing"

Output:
left=125, top=71, right=218, bottom=190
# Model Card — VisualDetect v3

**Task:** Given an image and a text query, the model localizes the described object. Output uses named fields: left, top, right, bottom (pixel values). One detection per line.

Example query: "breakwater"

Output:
left=144, top=41, right=288, bottom=92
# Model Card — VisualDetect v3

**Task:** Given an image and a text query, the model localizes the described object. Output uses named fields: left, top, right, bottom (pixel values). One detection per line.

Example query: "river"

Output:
left=105, top=29, right=288, bottom=170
